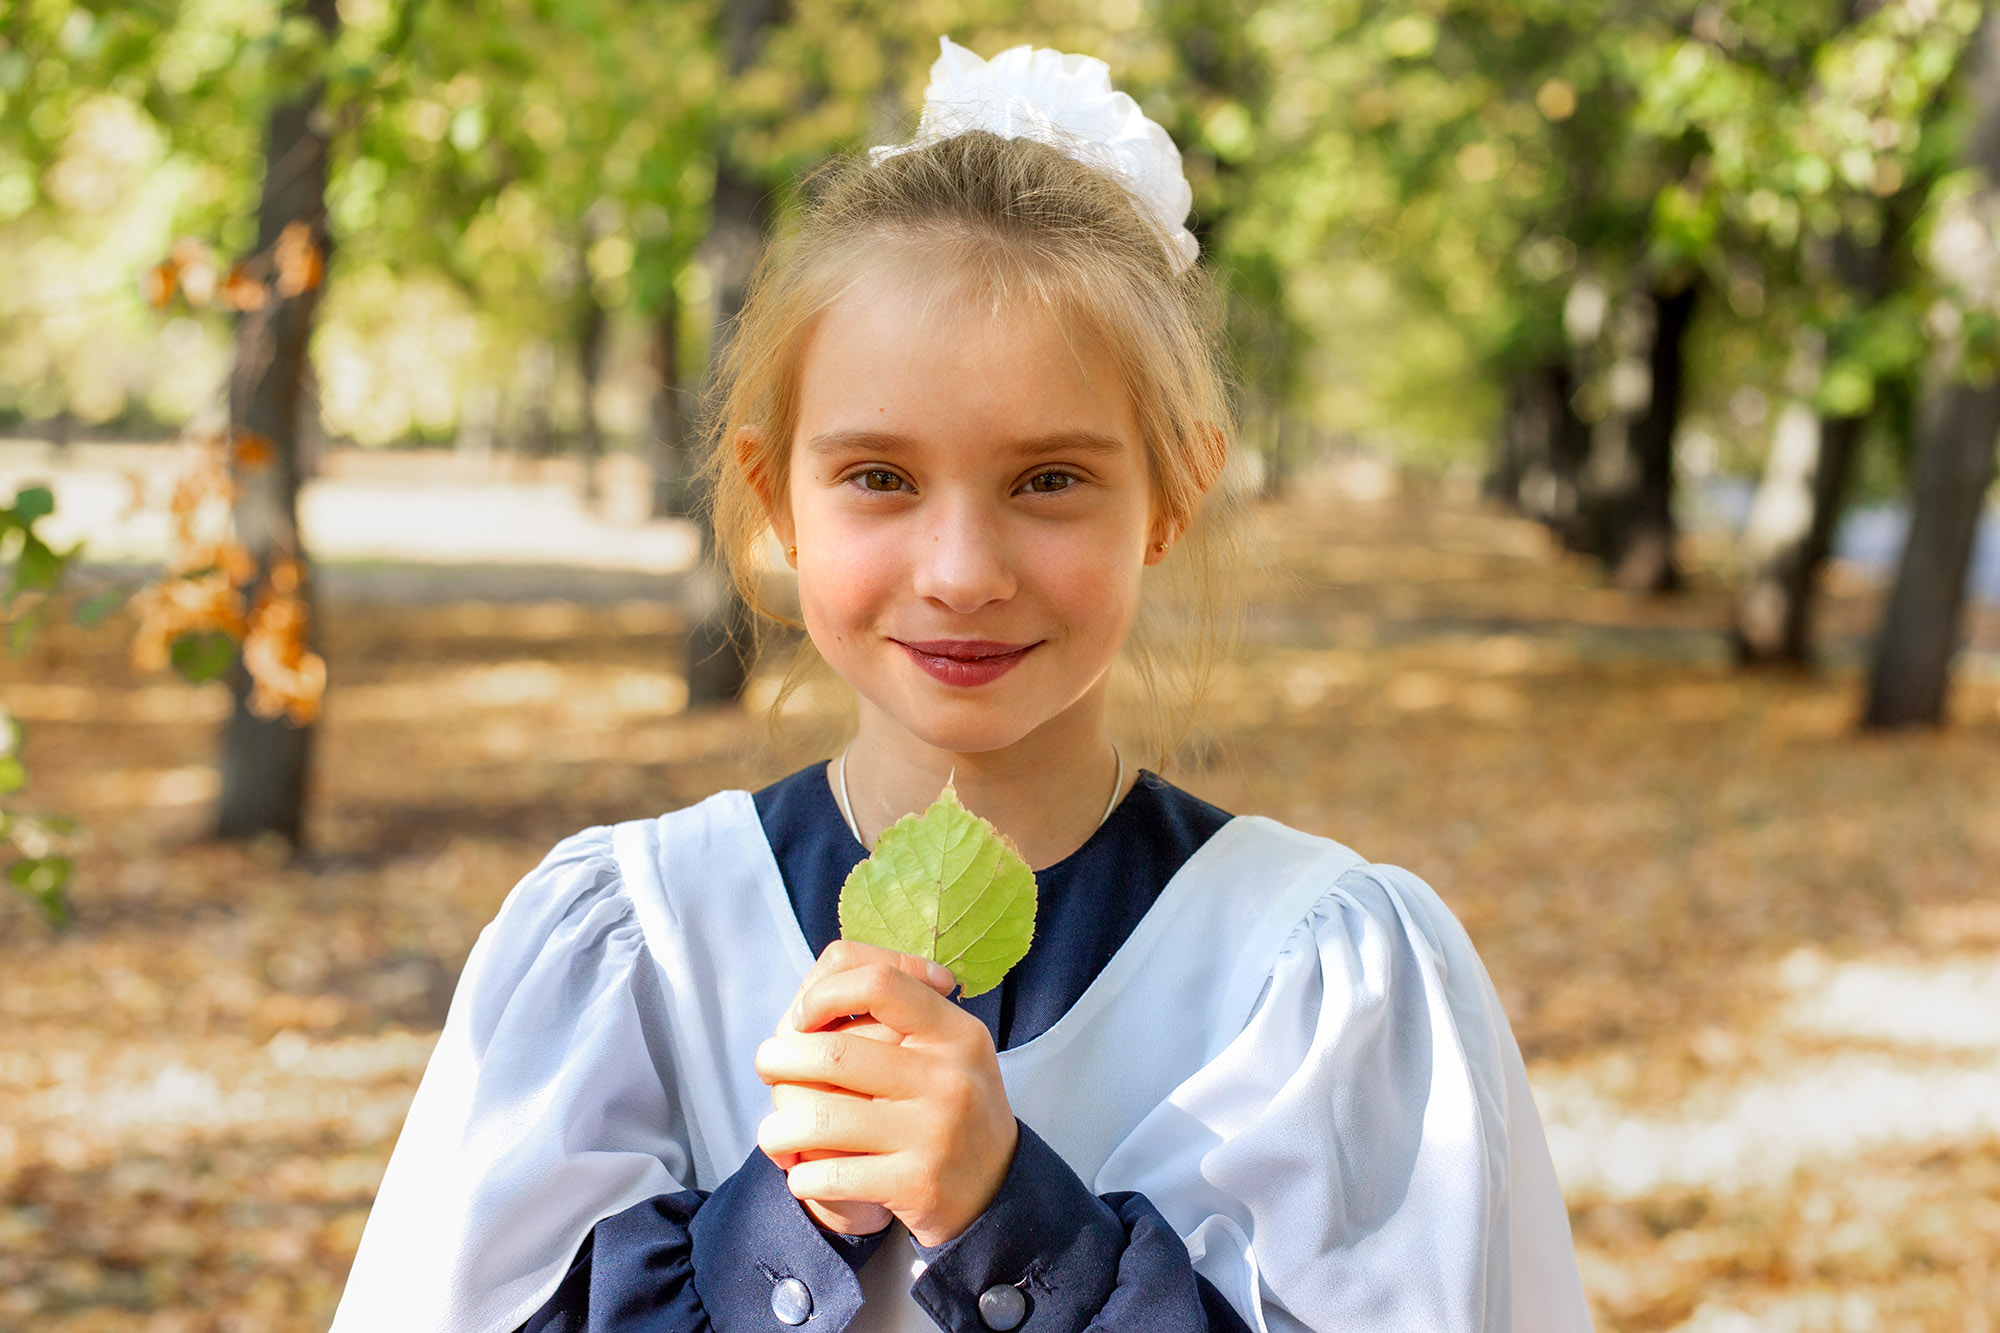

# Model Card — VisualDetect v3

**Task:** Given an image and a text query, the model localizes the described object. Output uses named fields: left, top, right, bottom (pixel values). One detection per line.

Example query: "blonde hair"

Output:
left=702, top=129, right=1247, bottom=766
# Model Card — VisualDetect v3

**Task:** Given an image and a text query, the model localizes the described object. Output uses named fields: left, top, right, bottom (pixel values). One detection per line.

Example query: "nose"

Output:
left=911, top=496, right=1016, bottom=613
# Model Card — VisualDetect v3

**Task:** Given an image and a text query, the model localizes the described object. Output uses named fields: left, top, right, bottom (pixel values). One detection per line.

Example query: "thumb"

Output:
left=909, top=953, right=957, bottom=996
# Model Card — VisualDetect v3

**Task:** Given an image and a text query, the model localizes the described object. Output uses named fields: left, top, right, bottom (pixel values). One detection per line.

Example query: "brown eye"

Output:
left=859, top=469, right=906, bottom=492
left=1025, top=471, right=1075, bottom=493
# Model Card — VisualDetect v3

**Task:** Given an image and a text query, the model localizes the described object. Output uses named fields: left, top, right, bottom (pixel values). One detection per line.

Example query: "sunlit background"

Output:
left=3, top=1, right=2000, bottom=1330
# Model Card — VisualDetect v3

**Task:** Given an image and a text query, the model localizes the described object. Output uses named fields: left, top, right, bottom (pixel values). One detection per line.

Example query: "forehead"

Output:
left=791, top=263, right=1141, bottom=462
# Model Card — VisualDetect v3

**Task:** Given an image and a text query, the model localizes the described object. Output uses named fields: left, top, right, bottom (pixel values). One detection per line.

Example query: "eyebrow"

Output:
left=802, top=428, right=1129, bottom=459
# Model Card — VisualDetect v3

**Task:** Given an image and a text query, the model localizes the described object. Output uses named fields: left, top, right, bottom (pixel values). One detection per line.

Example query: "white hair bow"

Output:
left=871, top=35, right=1201, bottom=273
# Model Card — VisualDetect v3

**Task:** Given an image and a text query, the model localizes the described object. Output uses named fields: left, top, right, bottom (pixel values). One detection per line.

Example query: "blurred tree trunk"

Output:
left=1615, top=281, right=1696, bottom=592
left=1732, top=230, right=1889, bottom=667
left=576, top=269, right=608, bottom=507
left=684, top=0, right=784, bottom=708
left=1864, top=11, right=2000, bottom=728
left=1732, top=385, right=1865, bottom=665
left=1574, top=280, right=1696, bottom=592
left=1490, top=360, right=1590, bottom=530
left=520, top=340, right=556, bottom=465
left=1862, top=384, right=2000, bottom=726
left=648, top=286, right=692, bottom=518
left=215, top=0, right=337, bottom=844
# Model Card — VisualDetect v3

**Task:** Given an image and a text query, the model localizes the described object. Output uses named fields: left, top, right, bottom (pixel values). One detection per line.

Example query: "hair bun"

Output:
left=871, top=35, right=1200, bottom=272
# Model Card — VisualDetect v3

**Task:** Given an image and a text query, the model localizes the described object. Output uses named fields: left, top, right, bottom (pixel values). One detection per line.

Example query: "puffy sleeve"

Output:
left=332, top=827, right=692, bottom=1333
left=1098, top=862, right=1592, bottom=1333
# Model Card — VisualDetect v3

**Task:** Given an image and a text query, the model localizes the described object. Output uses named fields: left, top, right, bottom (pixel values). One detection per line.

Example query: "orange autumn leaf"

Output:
left=131, top=437, right=258, bottom=678
left=168, top=238, right=217, bottom=305
left=209, top=540, right=258, bottom=587
left=242, top=559, right=325, bottom=726
left=232, top=430, right=276, bottom=473
left=273, top=222, right=324, bottom=297
left=267, top=555, right=303, bottom=595
left=128, top=570, right=248, bottom=673
left=119, top=468, right=152, bottom=520
left=145, top=238, right=222, bottom=310
left=177, top=256, right=216, bottom=306
left=221, top=263, right=269, bottom=312
left=141, top=260, right=178, bottom=310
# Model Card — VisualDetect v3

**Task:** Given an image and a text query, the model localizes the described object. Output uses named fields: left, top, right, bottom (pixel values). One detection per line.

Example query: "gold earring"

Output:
left=787, top=545, right=797, bottom=561
left=1153, top=540, right=1168, bottom=553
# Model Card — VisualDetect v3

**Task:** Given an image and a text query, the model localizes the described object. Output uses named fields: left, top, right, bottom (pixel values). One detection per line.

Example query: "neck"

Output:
left=836, top=694, right=1131, bottom=871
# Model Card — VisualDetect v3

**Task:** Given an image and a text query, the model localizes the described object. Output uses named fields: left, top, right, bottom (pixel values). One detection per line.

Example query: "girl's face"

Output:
left=772, top=266, right=1166, bottom=758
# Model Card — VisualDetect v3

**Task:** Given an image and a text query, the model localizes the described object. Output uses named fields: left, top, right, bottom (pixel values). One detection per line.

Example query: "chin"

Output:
left=850, top=686, right=1038, bottom=757
left=887, top=681, right=1108, bottom=759
left=898, top=714, right=1042, bottom=758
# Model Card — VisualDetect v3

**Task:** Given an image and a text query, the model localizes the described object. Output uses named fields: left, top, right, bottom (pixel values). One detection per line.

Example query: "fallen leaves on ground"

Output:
left=2, top=479, right=1996, bottom=1330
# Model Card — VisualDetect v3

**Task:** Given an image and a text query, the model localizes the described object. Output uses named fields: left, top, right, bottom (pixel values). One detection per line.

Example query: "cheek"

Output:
left=794, top=523, right=899, bottom=638
left=1036, top=527, right=1146, bottom=637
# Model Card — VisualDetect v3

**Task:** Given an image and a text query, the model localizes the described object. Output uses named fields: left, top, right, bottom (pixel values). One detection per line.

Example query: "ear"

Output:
left=1144, top=423, right=1229, bottom=565
left=1188, top=421, right=1229, bottom=500
left=736, top=427, right=796, bottom=563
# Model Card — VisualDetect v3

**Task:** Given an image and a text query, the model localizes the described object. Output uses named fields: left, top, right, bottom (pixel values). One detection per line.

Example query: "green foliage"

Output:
left=0, top=484, right=81, bottom=925
left=73, top=585, right=127, bottom=628
left=1, top=816, right=74, bottom=928
left=3, top=0, right=1999, bottom=478
left=838, top=782, right=1038, bottom=999
left=0, top=482, right=195, bottom=926
left=168, top=628, right=236, bottom=682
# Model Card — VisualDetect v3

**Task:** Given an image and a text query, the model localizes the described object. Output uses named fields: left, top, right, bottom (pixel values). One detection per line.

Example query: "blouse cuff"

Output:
left=689, top=1147, right=885, bottom=1332
left=909, top=1121, right=1124, bottom=1333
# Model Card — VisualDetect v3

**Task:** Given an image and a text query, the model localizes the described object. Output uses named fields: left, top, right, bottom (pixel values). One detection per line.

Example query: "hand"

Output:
left=757, top=939, right=1019, bottom=1247
left=763, top=943, right=954, bottom=1237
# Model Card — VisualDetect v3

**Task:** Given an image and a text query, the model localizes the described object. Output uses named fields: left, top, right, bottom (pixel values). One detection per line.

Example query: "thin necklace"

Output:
left=834, top=742, right=1125, bottom=850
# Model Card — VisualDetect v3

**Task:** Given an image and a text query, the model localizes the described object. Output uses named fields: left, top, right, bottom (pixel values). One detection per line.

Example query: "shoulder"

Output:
left=1206, top=813, right=1486, bottom=997
left=473, top=790, right=763, bottom=981
left=1214, top=821, right=1526, bottom=1109
left=506, top=790, right=759, bottom=910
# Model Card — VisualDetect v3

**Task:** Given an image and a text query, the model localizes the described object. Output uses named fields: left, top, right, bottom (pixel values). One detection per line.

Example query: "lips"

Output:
left=893, top=638, right=1040, bottom=687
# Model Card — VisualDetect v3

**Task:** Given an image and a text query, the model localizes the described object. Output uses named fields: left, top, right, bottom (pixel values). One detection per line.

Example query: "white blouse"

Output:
left=329, top=789, right=1594, bottom=1333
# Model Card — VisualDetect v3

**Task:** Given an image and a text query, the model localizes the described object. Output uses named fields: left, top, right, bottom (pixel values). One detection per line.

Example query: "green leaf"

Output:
left=0, top=754, right=24, bottom=795
left=8, top=855, right=72, bottom=927
left=11, top=486, right=53, bottom=524
left=73, top=586, right=126, bottom=628
left=5, top=612, right=39, bottom=656
left=13, top=534, right=61, bottom=594
left=838, top=782, right=1037, bottom=1000
left=170, top=630, right=237, bottom=683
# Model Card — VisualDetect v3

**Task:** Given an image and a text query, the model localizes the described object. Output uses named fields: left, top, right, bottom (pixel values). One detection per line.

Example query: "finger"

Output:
left=758, top=1088, right=906, bottom=1158
left=777, top=941, right=953, bottom=1037
left=771, top=1080, right=823, bottom=1112
left=757, top=1032, right=920, bottom=1099
left=762, top=1144, right=860, bottom=1172
left=823, top=1016, right=905, bottom=1046
left=783, top=1149, right=905, bottom=1207
left=794, top=961, right=963, bottom=1039
left=776, top=943, right=884, bottom=1037
left=805, top=939, right=955, bottom=999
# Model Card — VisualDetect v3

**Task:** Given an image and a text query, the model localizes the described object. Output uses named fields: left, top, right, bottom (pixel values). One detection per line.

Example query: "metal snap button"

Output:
left=771, top=1275, right=813, bottom=1326
left=977, top=1282, right=1027, bottom=1331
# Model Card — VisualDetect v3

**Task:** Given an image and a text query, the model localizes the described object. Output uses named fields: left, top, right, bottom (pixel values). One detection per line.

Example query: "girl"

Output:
left=331, top=37, right=1593, bottom=1333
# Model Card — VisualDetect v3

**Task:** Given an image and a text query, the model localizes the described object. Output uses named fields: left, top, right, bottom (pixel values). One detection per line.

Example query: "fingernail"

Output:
left=928, top=961, right=954, bottom=990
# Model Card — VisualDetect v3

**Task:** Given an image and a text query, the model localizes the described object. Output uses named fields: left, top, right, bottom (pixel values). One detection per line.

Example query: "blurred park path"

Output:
left=1, top=469, right=1997, bottom=1331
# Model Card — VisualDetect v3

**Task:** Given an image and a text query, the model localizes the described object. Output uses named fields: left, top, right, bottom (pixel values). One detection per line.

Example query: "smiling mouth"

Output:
left=893, top=639, right=1040, bottom=686
left=898, top=639, right=1036, bottom=659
